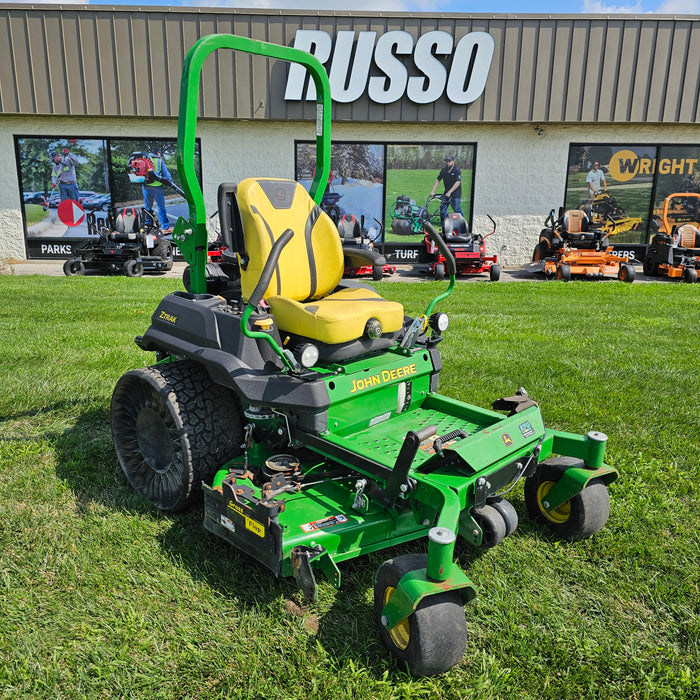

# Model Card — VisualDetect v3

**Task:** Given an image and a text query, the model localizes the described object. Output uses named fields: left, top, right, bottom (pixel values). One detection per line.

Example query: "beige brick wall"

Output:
left=1, top=115, right=698, bottom=264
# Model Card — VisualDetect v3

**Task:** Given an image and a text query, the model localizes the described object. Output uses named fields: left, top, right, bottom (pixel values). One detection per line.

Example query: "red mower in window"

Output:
left=337, top=214, right=396, bottom=280
left=531, top=208, right=635, bottom=282
left=423, top=197, right=499, bottom=281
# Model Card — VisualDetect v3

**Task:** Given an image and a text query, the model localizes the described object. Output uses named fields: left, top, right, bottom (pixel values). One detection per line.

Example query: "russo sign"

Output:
left=285, top=29, right=495, bottom=106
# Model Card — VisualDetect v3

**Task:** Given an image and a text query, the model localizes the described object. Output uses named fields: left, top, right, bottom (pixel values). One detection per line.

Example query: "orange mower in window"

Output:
left=643, top=192, right=700, bottom=283
left=531, top=208, right=635, bottom=282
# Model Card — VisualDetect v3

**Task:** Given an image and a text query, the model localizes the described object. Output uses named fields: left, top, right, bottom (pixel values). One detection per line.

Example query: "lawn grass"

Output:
left=23, top=203, right=49, bottom=227
left=1, top=274, right=698, bottom=699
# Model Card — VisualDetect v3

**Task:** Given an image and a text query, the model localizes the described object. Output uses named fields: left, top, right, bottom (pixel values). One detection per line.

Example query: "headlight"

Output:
left=294, top=343, right=319, bottom=368
left=365, top=318, right=383, bottom=339
left=428, top=312, right=449, bottom=333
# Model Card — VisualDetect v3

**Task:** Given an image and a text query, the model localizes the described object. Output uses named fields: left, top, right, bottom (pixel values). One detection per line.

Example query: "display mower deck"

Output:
left=111, top=34, right=619, bottom=677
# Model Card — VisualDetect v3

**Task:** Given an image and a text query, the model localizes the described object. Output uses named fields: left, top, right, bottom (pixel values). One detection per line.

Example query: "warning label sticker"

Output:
left=300, top=514, right=348, bottom=533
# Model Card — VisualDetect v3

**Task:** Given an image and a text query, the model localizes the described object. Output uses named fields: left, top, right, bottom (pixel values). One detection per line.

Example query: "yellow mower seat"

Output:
left=236, top=178, right=403, bottom=346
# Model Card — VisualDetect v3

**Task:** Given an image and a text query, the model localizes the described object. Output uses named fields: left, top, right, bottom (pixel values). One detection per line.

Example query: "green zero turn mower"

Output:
left=111, top=35, right=619, bottom=677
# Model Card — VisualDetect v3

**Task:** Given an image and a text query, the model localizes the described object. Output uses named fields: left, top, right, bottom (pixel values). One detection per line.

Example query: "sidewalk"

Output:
left=3, top=260, right=188, bottom=278
left=1, top=259, right=664, bottom=284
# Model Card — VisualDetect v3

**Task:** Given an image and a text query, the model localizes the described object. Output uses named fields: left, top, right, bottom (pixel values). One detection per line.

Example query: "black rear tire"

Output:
left=489, top=263, right=501, bottom=282
left=111, top=360, right=243, bottom=512
left=642, top=255, right=658, bottom=276
left=374, top=553, right=467, bottom=676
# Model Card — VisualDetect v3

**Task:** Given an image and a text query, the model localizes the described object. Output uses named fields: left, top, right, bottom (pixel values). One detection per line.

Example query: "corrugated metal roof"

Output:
left=0, top=5, right=697, bottom=124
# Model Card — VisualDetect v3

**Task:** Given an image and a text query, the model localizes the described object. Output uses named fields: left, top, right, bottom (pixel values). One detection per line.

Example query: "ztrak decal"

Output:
left=158, top=310, right=178, bottom=324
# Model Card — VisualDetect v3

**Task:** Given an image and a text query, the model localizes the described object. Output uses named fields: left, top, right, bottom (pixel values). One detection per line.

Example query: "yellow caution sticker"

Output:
left=245, top=516, right=265, bottom=538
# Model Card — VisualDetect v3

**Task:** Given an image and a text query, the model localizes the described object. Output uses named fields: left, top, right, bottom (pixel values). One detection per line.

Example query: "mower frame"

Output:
left=425, top=207, right=500, bottom=281
left=63, top=206, right=174, bottom=277
left=532, top=208, right=635, bottom=282
left=111, top=34, right=619, bottom=676
left=643, top=192, right=700, bottom=283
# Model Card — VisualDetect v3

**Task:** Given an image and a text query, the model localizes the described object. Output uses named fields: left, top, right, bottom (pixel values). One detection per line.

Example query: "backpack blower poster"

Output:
left=14, top=136, right=201, bottom=259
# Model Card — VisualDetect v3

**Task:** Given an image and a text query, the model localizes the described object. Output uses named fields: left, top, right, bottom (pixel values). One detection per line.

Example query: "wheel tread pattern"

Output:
left=111, top=360, right=242, bottom=512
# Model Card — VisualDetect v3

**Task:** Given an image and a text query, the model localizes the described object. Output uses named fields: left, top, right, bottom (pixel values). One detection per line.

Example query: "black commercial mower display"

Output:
left=63, top=206, right=174, bottom=277
left=530, top=207, right=635, bottom=282
left=111, top=35, right=619, bottom=676
left=63, top=154, right=185, bottom=277
left=643, top=192, right=700, bottom=283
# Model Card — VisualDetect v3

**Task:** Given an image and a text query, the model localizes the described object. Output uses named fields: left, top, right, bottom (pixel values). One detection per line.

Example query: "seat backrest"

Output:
left=443, top=212, right=469, bottom=238
left=236, top=178, right=343, bottom=303
left=337, top=215, right=361, bottom=240
left=111, top=207, right=140, bottom=240
left=563, top=209, right=588, bottom=234
left=676, top=224, right=700, bottom=249
left=115, top=207, right=140, bottom=234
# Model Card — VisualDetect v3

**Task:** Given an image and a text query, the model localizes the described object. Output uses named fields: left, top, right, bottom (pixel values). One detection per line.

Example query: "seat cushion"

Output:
left=268, top=286, right=404, bottom=345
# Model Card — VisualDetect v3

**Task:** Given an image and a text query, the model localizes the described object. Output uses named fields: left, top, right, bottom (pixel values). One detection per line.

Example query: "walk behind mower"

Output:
left=643, top=192, right=700, bottom=283
left=530, top=207, right=635, bottom=282
left=63, top=206, right=174, bottom=277
left=111, top=35, right=619, bottom=677
left=389, top=194, right=439, bottom=236
left=337, top=214, right=396, bottom=280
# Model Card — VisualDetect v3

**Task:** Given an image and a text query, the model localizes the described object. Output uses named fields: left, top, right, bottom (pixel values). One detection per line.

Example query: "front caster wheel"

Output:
left=618, top=262, right=636, bottom=282
left=472, top=504, right=507, bottom=548
left=524, top=457, right=611, bottom=540
left=557, top=264, right=571, bottom=281
left=63, top=259, right=85, bottom=276
left=111, top=360, right=243, bottom=512
left=683, top=266, right=698, bottom=283
left=123, top=259, right=143, bottom=277
left=374, top=553, right=467, bottom=676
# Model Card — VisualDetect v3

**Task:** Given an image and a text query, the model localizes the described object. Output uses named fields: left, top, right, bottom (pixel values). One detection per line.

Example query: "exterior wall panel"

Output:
left=0, top=6, right=697, bottom=125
